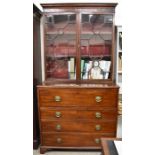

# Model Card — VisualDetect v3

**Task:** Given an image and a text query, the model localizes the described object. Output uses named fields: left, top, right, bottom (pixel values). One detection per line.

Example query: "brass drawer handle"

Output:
left=95, top=112, right=102, bottom=119
left=94, top=138, right=100, bottom=144
left=56, top=124, right=61, bottom=131
left=56, top=138, right=62, bottom=143
left=95, top=96, right=102, bottom=103
left=95, top=125, right=101, bottom=131
left=54, top=96, right=61, bottom=102
left=55, top=112, right=61, bottom=118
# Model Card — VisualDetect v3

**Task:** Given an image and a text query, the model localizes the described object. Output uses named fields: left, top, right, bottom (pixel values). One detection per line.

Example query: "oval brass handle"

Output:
left=95, top=96, right=102, bottom=103
left=94, top=138, right=100, bottom=144
left=56, top=124, right=61, bottom=130
left=95, top=112, right=102, bottom=119
left=55, top=112, right=61, bottom=118
left=95, top=125, right=101, bottom=131
left=54, top=96, right=61, bottom=102
left=56, top=138, right=62, bottom=143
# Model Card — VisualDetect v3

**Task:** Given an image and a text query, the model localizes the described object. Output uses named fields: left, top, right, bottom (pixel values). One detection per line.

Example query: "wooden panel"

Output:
left=40, top=108, right=117, bottom=121
left=41, top=132, right=116, bottom=147
left=41, top=120, right=116, bottom=133
left=38, top=88, right=118, bottom=107
left=41, top=3, right=118, bottom=8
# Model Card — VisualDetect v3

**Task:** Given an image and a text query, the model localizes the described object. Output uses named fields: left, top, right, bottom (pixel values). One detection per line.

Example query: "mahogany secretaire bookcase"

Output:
left=37, top=3, right=119, bottom=154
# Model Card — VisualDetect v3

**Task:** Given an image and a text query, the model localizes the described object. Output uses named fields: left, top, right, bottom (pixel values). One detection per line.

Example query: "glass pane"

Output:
left=80, top=14, right=113, bottom=80
left=45, top=14, right=76, bottom=80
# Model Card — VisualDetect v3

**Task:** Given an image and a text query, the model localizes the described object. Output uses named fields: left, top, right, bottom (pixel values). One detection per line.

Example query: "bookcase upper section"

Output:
left=41, top=3, right=117, bottom=84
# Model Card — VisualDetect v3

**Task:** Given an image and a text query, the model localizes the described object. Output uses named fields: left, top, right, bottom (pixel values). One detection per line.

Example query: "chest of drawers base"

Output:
left=37, top=85, right=119, bottom=154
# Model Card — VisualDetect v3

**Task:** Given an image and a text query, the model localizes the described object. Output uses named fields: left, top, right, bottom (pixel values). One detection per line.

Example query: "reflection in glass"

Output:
left=45, top=14, right=76, bottom=80
left=80, top=14, right=113, bottom=80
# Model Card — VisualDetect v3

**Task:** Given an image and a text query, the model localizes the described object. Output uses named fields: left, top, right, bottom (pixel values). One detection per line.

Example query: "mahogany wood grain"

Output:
left=37, top=86, right=118, bottom=153
left=38, top=88, right=118, bottom=107
left=40, top=147, right=48, bottom=154
left=40, top=108, right=117, bottom=121
left=41, top=3, right=118, bottom=8
left=38, top=83, right=119, bottom=88
left=40, top=120, right=116, bottom=133
left=41, top=132, right=116, bottom=147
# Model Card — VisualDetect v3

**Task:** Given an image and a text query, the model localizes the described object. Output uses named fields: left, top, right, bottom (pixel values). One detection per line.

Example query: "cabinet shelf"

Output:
left=46, top=55, right=111, bottom=60
left=46, top=32, right=76, bottom=35
left=46, top=31, right=112, bottom=35
left=46, top=55, right=76, bottom=58
left=116, top=26, right=122, bottom=95
left=81, top=55, right=111, bottom=57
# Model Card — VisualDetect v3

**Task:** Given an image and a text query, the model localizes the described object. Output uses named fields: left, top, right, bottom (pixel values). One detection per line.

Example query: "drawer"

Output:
left=38, top=88, right=118, bottom=107
left=41, top=132, right=115, bottom=147
left=41, top=120, right=116, bottom=133
left=40, top=107, right=117, bottom=121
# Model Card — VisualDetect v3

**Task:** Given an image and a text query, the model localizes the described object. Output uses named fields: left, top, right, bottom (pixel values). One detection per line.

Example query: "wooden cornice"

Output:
left=41, top=3, right=118, bottom=9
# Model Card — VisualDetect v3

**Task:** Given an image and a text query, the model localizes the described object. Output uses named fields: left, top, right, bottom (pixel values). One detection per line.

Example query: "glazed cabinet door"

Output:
left=80, top=13, right=114, bottom=81
left=44, top=13, right=77, bottom=81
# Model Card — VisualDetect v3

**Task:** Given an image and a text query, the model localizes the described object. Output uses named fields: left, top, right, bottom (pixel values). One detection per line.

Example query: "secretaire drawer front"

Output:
left=41, top=120, right=116, bottom=133
left=38, top=88, right=118, bottom=107
left=41, top=132, right=115, bottom=147
left=40, top=108, right=117, bottom=120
